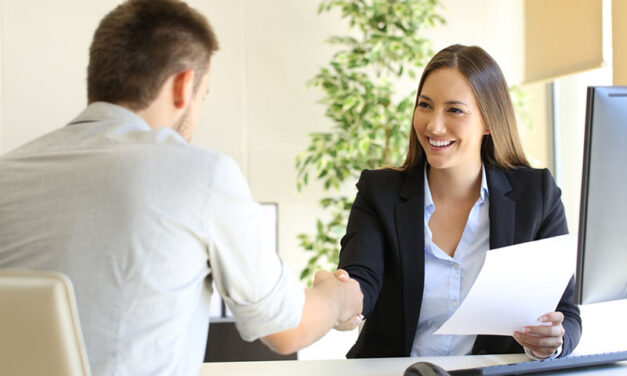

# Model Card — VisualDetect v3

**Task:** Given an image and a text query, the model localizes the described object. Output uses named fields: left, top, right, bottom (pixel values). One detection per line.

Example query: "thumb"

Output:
left=313, top=269, right=333, bottom=285
left=334, top=269, right=350, bottom=282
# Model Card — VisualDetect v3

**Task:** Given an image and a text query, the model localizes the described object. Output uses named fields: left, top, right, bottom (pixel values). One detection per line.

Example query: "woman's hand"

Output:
left=513, top=311, right=565, bottom=359
left=332, top=269, right=364, bottom=331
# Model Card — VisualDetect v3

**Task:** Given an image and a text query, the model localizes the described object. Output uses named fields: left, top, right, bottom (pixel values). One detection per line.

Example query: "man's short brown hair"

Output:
left=87, top=0, right=219, bottom=110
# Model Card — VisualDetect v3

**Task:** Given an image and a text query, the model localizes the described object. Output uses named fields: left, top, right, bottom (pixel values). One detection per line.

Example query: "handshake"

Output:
left=261, top=268, right=364, bottom=354
left=312, top=269, right=364, bottom=332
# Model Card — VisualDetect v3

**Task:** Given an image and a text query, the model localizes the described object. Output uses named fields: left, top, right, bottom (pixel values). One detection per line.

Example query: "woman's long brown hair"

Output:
left=400, top=44, right=529, bottom=170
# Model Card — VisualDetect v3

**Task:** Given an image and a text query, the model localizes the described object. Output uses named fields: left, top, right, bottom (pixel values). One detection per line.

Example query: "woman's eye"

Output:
left=417, top=101, right=431, bottom=109
left=448, top=107, right=464, bottom=114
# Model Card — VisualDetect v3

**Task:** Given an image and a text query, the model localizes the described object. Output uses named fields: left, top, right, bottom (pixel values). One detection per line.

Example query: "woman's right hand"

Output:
left=331, top=269, right=364, bottom=331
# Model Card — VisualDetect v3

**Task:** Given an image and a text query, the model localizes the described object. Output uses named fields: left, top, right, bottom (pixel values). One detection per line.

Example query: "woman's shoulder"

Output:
left=361, top=166, right=408, bottom=178
left=359, top=167, right=409, bottom=184
left=496, top=166, right=558, bottom=193
left=501, top=166, right=553, bottom=179
left=357, top=167, right=410, bottom=195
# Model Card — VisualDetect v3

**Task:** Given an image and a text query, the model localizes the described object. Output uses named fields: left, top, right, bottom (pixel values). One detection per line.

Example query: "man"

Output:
left=0, top=1, right=363, bottom=375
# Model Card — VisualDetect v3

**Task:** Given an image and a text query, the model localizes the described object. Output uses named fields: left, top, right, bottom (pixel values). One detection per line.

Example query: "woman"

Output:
left=338, top=44, right=581, bottom=359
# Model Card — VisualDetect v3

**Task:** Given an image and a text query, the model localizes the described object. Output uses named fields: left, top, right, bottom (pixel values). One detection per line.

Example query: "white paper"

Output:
left=434, top=234, right=577, bottom=336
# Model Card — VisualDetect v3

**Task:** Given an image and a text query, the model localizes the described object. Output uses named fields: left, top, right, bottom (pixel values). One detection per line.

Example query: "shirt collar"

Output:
left=66, top=101, right=152, bottom=131
left=424, top=167, right=435, bottom=210
left=424, top=164, right=490, bottom=210
left=478, top=164, right=489, bottom=204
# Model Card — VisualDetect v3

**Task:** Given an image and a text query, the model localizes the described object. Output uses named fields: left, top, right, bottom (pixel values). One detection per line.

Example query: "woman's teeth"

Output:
left=429, top=138, right=454, bottom=147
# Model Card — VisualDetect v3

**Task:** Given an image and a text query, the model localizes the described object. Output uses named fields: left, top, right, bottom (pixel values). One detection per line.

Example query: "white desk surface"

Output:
left=200, top=354, right=627, bottom=376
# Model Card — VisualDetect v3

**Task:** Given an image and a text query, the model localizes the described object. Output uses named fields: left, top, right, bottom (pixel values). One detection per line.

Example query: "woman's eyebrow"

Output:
left=445, top=100, right=469, bottom=106
left=419, top=95, right=468, bottom=107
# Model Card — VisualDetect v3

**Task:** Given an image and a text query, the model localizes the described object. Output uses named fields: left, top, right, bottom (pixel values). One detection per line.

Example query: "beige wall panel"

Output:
left=613, top=0, right=627, bottom=85
left=2, top=0, right=122, bottom=153
left=193, top=88, right=247, bottom=153
left=188, top=0, right=248, bottom=171
left=423, top=0, right=525, bottom=84
left=196, top=0, right=245, bottom=91
left=243, top=0, right=349, bottom=91
left=518, top=82, right=553, bottom=169
left=246, top=88, right=329, bottom=153
left=525, top=0, right=604, bottom=83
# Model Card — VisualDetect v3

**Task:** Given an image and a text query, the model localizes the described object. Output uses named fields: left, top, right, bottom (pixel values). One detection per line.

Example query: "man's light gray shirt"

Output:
left=0, top=102, right=304, bottom=376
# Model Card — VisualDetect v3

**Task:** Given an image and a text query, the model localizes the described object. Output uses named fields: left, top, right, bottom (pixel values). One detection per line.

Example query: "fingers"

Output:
left=313, top=268, right=363, bottom=322
left=340, top=278, right=363, bottom=321
left=334, top=269, right=350, bottom=282
left=514, top=330, right=563, bottom=358
left=539, top=311, right=564, bottom=325
left=314, top=269, right=350, bottom=285
left=513, top=311, right=565, bottom=359
left=334, top=314, right=364, bottom=331
left=335, top=273, right=363, bottom=322
left=312, top=269, right=333, bottom=287
left=521, top=324, right=565, bottom=337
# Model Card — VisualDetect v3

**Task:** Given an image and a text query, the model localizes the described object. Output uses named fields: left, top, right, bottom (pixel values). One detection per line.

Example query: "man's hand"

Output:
left=260, top=268, right=363, bottom=354
left=312, top=269, right=363, bottom=329
left=513, top=311, right=565, bottom=359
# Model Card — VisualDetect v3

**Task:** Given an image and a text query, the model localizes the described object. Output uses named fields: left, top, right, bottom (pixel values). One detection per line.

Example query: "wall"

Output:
left=613, top=0, right=627, bottom=84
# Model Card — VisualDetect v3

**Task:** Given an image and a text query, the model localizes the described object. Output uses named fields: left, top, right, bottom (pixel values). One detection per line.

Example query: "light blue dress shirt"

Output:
left=411, top=165, right=490, bottom=356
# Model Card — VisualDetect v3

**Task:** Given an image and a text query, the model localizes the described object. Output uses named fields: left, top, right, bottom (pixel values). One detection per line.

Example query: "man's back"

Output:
left=0, top=103, right=222, bottom=375
left=0, top=0, right=365, bottom=372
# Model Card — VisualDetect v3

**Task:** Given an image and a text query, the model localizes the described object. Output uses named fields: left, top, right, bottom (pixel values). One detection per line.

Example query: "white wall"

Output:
left=0, top=0, right=120, bottom=152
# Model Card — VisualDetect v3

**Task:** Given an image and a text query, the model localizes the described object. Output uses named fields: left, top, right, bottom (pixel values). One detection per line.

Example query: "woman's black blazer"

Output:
left=338, top=162, right=582, bottom=358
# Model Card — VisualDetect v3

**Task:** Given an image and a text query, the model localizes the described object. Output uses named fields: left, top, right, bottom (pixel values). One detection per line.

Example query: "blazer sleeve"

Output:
left=538, top=169, right=582, bottom=357
left=338, top=170, right=386, bottom=317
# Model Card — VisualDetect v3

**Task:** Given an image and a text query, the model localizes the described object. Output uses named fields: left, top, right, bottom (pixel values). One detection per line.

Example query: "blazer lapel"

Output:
left=395, top=163, right=425, bottom=354
left=486, top=167, right=516, bottom=249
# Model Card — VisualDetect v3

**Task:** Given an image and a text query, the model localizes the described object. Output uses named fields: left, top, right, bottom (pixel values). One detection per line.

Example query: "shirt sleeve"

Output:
left=205, top=155, right=305, bottom=341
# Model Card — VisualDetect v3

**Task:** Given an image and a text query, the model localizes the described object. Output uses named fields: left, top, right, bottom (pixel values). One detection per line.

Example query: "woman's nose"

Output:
left=426, top=112, right=446, bottom=135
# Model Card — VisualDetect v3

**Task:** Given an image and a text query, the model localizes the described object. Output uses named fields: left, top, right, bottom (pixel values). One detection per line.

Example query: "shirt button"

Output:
left=453, top=264, right=459, bottom=270
left=451, top=300, right=458, bottom=307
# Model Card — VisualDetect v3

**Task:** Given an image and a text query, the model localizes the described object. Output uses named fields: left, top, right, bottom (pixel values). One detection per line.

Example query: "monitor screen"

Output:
left=575, top=86, right=627, bottom=305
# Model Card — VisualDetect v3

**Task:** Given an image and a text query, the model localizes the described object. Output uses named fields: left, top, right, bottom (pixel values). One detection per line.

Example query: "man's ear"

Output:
left=172, top=69, right=195, bottom=110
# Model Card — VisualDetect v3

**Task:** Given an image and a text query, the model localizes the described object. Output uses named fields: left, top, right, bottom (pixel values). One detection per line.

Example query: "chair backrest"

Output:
left=0, top=269, right=91, bottom=376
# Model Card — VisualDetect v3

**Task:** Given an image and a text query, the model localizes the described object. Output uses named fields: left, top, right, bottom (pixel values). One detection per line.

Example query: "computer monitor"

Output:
left=575, top=86, right=627, bottom=305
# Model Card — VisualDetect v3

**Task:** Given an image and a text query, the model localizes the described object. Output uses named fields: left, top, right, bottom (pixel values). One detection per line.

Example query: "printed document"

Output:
left=435, top=234, right=577, bottom=335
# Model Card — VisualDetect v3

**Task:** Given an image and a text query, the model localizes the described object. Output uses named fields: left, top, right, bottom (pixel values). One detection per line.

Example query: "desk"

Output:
left=200, top=354, right=627, bottom=376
